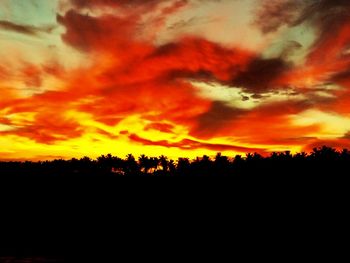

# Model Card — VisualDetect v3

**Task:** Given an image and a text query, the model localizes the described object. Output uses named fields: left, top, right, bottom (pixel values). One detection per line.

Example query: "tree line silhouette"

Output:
left=0, top=146, right=349, bottom=177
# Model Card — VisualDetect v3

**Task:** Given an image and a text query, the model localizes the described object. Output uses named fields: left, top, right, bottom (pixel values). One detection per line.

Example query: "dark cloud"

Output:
left=298, top=0, right=350, bottom=51
left=57, top=10, right=137, bottom=51
left=255, top=0, right=350, bottom=36
left=70, top=0, right=161, bottom=8
left=332, top=70, right=350, bottom=82
left=280, top=41, right=303, bottom=60
left=251, top=94, right=264, bottom=99
left=343, top=132, right=350, bottom=140
left=232, top=58, right=290, bottom=93
left=68, top=0, right=225, bottom=10
left=167, top=16, right=219, bottom=31
left=191, top=101, right=245, bottom=138
left=167, top=17, right=197, bottom=30
left=57, top=1, right=188, bottom=52
left=256, top=0, right=350, bottom=40
left=254, top=0, right=305, bottom=34
left=298, top=0, right=350, bottom=24
left=0, top=20, right=55, bottom=36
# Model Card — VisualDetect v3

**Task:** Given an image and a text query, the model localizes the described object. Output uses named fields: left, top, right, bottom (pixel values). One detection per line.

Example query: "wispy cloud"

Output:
left=0, top=20, right=56, bottom=36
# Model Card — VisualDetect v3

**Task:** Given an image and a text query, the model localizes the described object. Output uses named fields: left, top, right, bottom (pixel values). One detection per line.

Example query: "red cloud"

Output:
left=57, top=10, right=139, bottom=52
left=3, top=0, right=350, bottom=157
left=1, top=107, right=84, bottom=144
left=128, top=134, right=267, bottom=154
left=144, top=122, right=175, bottom=133
left=189, top=99, right=321, bottom=146
left=55, top=6, right=255, bottom=138
left=21, top=64, right=43, bottom=87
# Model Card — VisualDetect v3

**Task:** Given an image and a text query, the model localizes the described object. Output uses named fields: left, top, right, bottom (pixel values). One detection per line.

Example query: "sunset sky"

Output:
left=1, top=0, right=350, bottom=160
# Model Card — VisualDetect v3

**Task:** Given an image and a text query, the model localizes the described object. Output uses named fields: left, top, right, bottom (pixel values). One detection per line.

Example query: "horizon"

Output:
left=1, top=0, right=350, bottom=161
left=0, top=145, right=347, bottom=163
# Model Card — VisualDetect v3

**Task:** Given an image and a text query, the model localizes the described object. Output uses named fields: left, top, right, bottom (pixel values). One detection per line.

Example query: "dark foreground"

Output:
left=0, top=146, right=349, bottom=178
left=0, top=258, right=64, bottom=263
left=0, top=146, right=348, bottom=260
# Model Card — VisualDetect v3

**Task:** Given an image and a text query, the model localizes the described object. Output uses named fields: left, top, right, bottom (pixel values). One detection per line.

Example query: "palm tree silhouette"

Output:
left=1, top=145, right=349, bottom=177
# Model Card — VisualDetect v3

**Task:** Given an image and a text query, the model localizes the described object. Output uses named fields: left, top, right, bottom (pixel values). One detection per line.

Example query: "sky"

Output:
left=1, top=0, right=350, bottom=160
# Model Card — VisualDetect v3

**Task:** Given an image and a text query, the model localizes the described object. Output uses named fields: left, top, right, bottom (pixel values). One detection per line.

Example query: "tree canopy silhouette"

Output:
left=0, top=146, right=349, bottom=178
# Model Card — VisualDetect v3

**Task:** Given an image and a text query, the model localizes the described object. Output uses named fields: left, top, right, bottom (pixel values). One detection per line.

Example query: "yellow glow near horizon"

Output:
left=0, top=111, right=282, bottom=161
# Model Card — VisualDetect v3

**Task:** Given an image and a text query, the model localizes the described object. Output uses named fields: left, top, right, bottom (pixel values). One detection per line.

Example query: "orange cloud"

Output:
left=128, top=133, right=267, bottom=154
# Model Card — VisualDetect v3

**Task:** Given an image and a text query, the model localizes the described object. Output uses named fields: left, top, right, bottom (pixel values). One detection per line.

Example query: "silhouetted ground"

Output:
left=0, top=146, right=349, bottom=178
left=0, top=147, right=346, bottom=261
left=0, top=258, right=64, bottom=263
